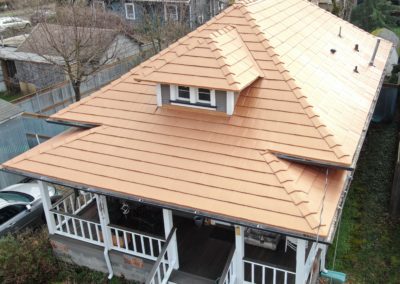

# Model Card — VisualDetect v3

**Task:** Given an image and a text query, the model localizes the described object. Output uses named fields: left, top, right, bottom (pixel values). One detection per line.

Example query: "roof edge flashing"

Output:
left=276, top=153, right=354, bottom=171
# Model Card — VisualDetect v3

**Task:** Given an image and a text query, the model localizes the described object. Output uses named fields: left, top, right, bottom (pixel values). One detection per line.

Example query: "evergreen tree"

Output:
left=351, top=0, right=398, bottom=31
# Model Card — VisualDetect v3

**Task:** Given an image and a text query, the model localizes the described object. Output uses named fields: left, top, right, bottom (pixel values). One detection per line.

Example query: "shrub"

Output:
left=0, top=227, right=58, bottom=284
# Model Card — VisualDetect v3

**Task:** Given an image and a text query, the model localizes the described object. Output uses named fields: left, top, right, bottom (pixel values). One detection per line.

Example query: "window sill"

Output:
left=170, top=100, right=216, bottom=111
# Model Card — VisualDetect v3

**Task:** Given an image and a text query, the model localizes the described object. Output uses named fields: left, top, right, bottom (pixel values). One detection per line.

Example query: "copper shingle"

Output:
left=2, top=0, right=392, bottom=239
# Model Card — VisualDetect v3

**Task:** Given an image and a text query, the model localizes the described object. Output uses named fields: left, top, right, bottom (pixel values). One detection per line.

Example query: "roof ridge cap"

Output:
left=262, top=151, right=323, bottom=232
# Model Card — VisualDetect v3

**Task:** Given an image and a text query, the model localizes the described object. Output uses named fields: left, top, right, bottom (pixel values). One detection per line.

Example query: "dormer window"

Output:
left=177, top=86, right=190, bottom=101
left=197, top=88, right=211, bottom=104
left=156, top=84, right=236, bottom=115
left=171, top=85, right=216, bottom=108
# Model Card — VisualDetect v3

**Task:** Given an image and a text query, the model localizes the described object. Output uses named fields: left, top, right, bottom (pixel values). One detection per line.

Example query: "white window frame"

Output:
left=197, top=88, right=213, bottom=105
left=125, top=3, right=135, bottom=20
left=166, top=4, right=178, bottom=21
left=177, top=86, right=190, bottom=101
left=171, top=85, right=216, bottom=108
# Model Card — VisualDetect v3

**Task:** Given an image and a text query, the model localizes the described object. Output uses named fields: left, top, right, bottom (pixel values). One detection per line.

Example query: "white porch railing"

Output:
left=51, top=210, right=104, bottom=246
left=107, top=224, right=165, bottom=261
left=219, top=246, right=236, bottom=284
left=243, top=258, right=296, bottom=284
left=146, top=228, right=177, bottom=284
left=52, top=191, right=95, bottom=215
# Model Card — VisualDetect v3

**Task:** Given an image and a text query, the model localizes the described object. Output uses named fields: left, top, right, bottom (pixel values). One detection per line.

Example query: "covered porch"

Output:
left=39, top=181, right=327, bottom=284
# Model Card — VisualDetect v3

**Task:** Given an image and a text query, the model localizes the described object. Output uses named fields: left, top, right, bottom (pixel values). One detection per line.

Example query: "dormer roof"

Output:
left=132, top=26, right=263, bottom=92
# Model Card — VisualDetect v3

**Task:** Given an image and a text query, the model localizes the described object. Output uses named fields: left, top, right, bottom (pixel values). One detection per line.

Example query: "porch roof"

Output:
left=1, top=0, right=391, bottom=241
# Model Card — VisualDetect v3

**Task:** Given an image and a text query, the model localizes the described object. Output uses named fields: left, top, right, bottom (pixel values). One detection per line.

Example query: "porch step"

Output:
left=168, top=270, right=215, bottom=284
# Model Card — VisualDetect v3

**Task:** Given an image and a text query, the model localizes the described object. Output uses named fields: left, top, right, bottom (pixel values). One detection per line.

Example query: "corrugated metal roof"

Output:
left=0, top=99, right=22, bottom=124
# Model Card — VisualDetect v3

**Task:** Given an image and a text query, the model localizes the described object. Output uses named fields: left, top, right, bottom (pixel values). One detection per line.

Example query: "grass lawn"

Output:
left=327, top=108, right=400, bottom=283
left=0, top=90, right=24, bottom=102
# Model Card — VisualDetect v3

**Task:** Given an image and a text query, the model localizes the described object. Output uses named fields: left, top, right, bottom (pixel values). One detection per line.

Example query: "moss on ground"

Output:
left=327, top=108, right=400, bottom=283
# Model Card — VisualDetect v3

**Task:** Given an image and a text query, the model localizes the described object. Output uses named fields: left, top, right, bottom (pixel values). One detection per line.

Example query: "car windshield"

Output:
left=0, top=192, right=33, bottom=203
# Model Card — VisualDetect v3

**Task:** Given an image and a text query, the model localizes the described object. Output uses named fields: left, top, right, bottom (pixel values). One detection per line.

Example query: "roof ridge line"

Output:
left=240, top=4, right=351, bottom=164
left=262, top=151, right=322, bottom=231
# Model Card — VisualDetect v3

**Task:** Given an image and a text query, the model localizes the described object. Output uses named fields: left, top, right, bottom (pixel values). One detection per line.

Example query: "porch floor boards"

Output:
left=174, top=215, right=235, bottom=282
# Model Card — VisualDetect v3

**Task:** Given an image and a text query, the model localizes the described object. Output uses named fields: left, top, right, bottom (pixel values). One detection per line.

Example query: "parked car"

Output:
left=0, top=17, right=31, bottom=32
left=0, top=182, right=56, bottom=237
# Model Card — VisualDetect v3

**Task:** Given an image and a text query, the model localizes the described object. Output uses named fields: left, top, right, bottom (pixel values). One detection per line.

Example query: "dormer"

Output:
left=132, top=26, right=263, bottom=115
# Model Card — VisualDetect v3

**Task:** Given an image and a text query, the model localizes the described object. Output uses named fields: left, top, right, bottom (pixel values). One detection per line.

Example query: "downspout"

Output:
left=96, top=194, right=114, bottom=279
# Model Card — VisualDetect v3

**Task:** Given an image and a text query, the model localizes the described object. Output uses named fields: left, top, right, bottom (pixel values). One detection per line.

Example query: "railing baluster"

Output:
left=273, top=269, right=276, bottom=284
left=116, top=229, right=121, bottom=248
left=88, top=221, right=93, bottom=240
left=72, top=218, right=77, bottom=235
left=284, top=271, right=288, bottom=284
left=140, top=235, right=145, bottom=254
left=80, top=220, right=85, bottom=238
left=251, top=262, right=255, bottom=282
left=123, top=231, right=128, bottom=250
left=132, top=233, right=137, bottom=252
left=95, top=224, right=100, bottom=242
left=65, top=216, right=71, bottom=234
left=149, top=238, right=154, bottom=257
left=262, top=265, right=265, bottom=284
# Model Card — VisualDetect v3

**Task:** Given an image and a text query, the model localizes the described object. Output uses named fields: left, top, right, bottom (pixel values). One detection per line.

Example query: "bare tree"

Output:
left=135, top=3, right=191, bottom=55
left=19, top=3, right=127, bottom=101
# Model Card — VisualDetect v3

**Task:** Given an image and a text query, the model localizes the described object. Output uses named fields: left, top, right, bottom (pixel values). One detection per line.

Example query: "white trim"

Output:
left=235, top=225, right=244, bottom=283
left=163, top=209, right=179, bottom=269
left=295, top=239, right=307, bottom=284
left=226, top=91, right=234, bottom=115
left=170, top=84, right=177, bottom=101
left=166, top=4, right=178, bottom=21
left=156, top=84, right=162, bottom=106
left=38, top=181, right=56, bottom=234
left=189, top=87, right=196, bottom=104
left=320, top=244, right=327, bottom=271
left=171, top=102, right=216, bottom=111
left=124, top=3, right=135, bottom=20
left=210, top=89, right=216, bottom=106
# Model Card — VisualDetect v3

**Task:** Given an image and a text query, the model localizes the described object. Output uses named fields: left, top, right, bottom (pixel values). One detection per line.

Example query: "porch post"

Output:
left=234, top=225, right=244, bottom=283
left=38, top=180, right=55, bottom=234
left=96, top=194, right=114, bottom=279
left=320, top=244, right=327, bottom=271
left=162, top=209, right=179, bottom=269
left=295, top=239, right=307, bottom=284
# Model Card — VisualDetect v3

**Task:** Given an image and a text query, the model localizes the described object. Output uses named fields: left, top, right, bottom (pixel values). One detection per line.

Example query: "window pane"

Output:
left=178, top=86, right=190, bottom=100
left=198, top=88, right=211, bottom=102
left=0, top=205, right=25, bottom=225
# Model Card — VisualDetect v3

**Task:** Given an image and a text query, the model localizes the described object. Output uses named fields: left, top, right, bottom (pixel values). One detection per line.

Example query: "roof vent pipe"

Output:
left=338, top=26, right=342, bottom=38
left=369, top=39, right=381, bottom=66
left=353, top=66, right=359, bottom=73
left=354, top=44, right=359, bottom=52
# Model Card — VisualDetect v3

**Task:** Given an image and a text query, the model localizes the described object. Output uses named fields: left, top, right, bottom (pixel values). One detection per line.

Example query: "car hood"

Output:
left=1, top=183, right=55, bottom=201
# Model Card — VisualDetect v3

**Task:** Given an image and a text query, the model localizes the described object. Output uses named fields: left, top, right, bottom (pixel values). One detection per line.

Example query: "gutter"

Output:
left=1, top=166, right=331, bottom=245
left=276, top=154, right=354, bottom=171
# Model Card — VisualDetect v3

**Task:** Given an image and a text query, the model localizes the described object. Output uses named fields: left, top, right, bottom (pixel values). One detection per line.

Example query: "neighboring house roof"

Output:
left=2, top=0, right=391, bottom=241
left=17, top=23, right=139, bottom=62
left=0, top=99, right=22, bottom=124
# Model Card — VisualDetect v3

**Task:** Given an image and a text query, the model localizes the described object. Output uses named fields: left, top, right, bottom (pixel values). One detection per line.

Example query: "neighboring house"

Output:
left=0, top=24, right=146, bottom=94
left=93, top=0, right=229, bottom=27
left=0, top=99, right=28, bottom=188
left=1, top=1, right=392, bottom=284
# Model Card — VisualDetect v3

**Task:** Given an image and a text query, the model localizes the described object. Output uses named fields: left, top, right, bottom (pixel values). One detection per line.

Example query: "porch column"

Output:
left=295, top=239, right=307, bottom=284
left=320, top=244, right=327, bottom=271
left=38, top=180, right=56, bottom=234
left=162, top=209, right=179, bottom=269
left=96, top=194, right=114, bottom=279
left=234, top=225, right=245, bottom=283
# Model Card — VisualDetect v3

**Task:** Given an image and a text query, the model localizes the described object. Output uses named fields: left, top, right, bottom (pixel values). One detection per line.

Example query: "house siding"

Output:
left=215, top=90, right=227, bottom=112
left=15, top=61, right=65, bottom=91
left=161, top=84, right=170, bottom=105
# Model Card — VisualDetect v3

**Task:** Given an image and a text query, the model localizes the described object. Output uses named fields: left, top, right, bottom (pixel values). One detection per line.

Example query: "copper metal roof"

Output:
left=2, top=0, right=392, bottom=240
